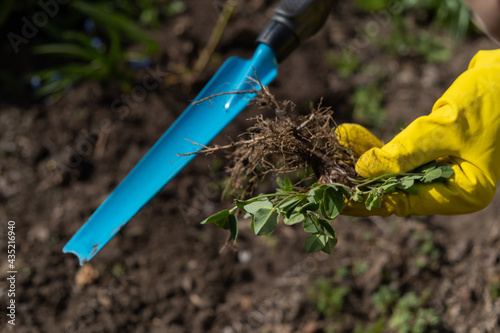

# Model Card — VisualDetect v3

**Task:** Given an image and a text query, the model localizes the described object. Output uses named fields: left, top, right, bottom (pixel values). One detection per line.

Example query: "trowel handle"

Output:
left=256, top=0, right=333, bottom=62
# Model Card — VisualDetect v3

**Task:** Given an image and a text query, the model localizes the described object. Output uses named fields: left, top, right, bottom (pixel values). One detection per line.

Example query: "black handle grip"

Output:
left=256, top=0, right=333, bottom=62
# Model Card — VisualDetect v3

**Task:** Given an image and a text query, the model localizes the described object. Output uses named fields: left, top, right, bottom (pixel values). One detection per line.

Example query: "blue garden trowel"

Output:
left=63, top=0, right=334, bottom=265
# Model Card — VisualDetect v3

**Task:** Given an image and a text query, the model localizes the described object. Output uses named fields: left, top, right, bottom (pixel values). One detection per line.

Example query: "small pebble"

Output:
left=75, top=263, right=100, bottom=287
left=237, top=250, right=252, bottom=264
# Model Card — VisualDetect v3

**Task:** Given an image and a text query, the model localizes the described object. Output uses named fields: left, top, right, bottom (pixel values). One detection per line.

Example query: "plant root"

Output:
left=185, top=84, right=358, bottom=198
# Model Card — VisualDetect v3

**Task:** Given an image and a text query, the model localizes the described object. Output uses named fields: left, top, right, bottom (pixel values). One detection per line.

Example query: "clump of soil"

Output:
left=194, top=84, right=358, bottom=198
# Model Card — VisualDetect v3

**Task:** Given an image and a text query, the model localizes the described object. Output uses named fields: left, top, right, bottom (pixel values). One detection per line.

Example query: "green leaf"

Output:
left=277, top=176, right=294, bottom=192
left=300, top=202, right=320, bottom=214
left=252, top=207, right=279, bottom=236
left=352, top=189, right=364, bottom=202
left=284, top=213, right=305, bottom=225
left=365, top=189, right=382, bottom=210
left=422, top=168, right=443, bottom=183
left=235, top=197, right=266, bottom=211
left=33, top=44, right=101, bottom=61
left=415, top=161, right=437, bottom=173
left=321, top=237, right=338, bottom=254
left=437, top=165, right=454, bottom=179
left=308, top=184, right=326, bottom=203
left=33, top=76, right=74, bottom=98
left=398, top=177, right=415, bottom=190
left=276, top=177, right=285, bottom=190
left=381, top=183, right=399, bottom=193
left=381, top=177, right=397, bottom=184
left=305, top=234, right=330, bottom=253
left=405, top=184, right=419, bottom=195
left=228, top=214, right=238, bottom=241
left=243, top=200, right=273, bottom=215
left=278, top=197, right=304, bottom=218
left=318, top=219, right=337, bottom=239
left=321, top=187, right=344, bottom=219
left=303, top=215, right=320, bottom=233
left=106, top=26, right=122, bottom=68
left=338, top=185, right=353, bottom=198
left=62, top=31, right=95, bottom=48
left=201, top=210, right=230, bottom=228
left=71, top=1, right=158, bottom=54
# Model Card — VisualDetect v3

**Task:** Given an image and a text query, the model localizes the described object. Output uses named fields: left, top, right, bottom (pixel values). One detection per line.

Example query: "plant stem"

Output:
left=189, top=0, right=237, bottom=82
left=274, top=193, right=305, bottom=207
left=352, top=172, right=423, bottom=187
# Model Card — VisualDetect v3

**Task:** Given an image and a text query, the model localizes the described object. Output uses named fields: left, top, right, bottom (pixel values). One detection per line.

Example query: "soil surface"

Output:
left=1, top=1, right=500, bottom=332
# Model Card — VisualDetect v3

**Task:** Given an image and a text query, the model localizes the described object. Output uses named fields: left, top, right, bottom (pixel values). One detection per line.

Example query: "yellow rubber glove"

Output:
left=339, top=49, right=500, bottom=217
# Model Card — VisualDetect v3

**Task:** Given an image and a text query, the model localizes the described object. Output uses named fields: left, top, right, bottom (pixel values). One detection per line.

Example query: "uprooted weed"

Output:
left=194, top=84, right=454, bottom=254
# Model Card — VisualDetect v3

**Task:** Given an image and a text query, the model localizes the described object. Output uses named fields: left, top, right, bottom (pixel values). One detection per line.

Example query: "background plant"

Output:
left=0, top=0, right=188, bottom=102
left=352, top=82, right=387, bottom=129
left=32, top=0, right=160, bottom=99
left=355, top=0, right=471, bottom=41
left=308, top=278, right=350, bottom=317
left=308, top=277, right=442, bottom=332
left=328, top=0, right=472, bottom=129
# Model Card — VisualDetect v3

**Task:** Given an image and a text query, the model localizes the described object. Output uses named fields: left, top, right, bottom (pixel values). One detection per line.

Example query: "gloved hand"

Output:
left=338, top=49, right=500, bottom=217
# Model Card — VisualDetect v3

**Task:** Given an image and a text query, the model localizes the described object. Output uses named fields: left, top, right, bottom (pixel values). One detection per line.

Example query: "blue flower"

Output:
left=129, top=57, right=152, bottom=69
left=30, top=75, right=42, bottom=89
left=91, top=37, right=104, bottom=50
